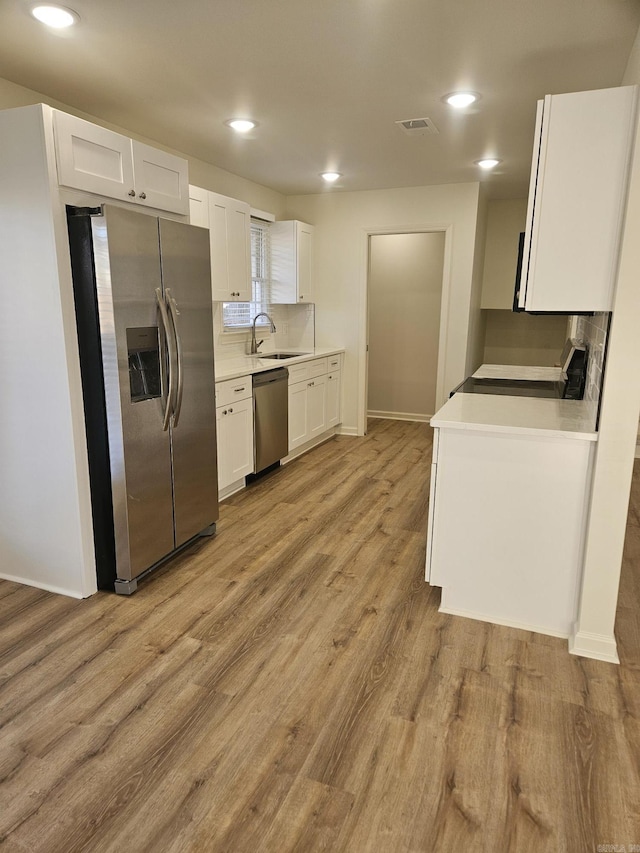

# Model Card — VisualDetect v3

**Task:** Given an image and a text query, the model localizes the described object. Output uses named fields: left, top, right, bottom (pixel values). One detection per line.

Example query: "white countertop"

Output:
left=431, top=390, right=597, bottom=441
left=214, top=347, right=345, bottom=382
left=473, top=364, right=563, bottom=381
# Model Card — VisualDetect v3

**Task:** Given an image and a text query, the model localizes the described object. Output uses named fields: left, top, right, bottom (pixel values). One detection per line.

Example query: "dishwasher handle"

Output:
left=252, top=367, right=289, bottom=387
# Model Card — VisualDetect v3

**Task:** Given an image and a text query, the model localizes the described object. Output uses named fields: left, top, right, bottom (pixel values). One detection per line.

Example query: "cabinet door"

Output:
left=189, top=185, right=210, bottom=228
left=326, top=370, right=341, bottom=428
left=288, top=380, right=308, bottom=450
left=209, top=193, right=252, bottom=302
left=297, top=221, right=314, bottom=303
left=53, top=110, right=135, bottom=201
left=520, top=86, right=636, bottom=312
left=307, top=374, right=327, bottom=440
left=270, top=220, right=314, bottom=304
left=132, top=142, right=189, bottom=215
left=217, top=397, right=254, bottom=490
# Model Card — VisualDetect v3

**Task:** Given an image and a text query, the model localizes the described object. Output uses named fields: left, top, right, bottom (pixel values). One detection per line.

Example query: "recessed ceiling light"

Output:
left=444, top=92, right=479, bottom=109
left=476, top=158, right=501, bottom=169
left=31, top=4, right=79, bottom=27
left=225, top=119, right=257, bottom=133
left=321, top=172, right=341, bottom=183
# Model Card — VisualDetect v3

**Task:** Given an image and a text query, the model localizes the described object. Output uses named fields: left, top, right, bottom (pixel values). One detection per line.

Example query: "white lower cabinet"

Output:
left=426, top=424, right=595, bottom=637
left=326, top=370, right=342, bottom=429
left=289, top=375, right=326, bottom=450
left=215, top=376, right=254, bottom=497
left=287, top=356, right=342, bottom=452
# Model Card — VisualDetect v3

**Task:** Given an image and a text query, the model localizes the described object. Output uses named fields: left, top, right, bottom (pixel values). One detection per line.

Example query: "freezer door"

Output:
left=159, top=219, right=219, bottom=545
left=94, top=206, right=175, bottom=579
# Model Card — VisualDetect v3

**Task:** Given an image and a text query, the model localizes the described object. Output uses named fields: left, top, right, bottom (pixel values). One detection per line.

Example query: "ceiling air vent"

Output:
left=395, top=117, right=439, bottom=136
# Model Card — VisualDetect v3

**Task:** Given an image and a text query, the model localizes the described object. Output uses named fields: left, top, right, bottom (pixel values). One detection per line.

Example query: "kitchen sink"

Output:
left=257, top=352, right=310, bottom=359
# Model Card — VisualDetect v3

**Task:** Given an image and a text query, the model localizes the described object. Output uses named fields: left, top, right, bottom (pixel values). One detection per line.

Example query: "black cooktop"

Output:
left=452, top=376, right=565, bottom=399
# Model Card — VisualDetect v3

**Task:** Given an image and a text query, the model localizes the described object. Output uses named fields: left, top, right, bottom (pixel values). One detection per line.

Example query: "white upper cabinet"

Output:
left=208, top=192, right=252, bottom=302
left=53, top=111, right=189, bottom=215
left=518, top=85, right=637, bottom=313
left=131, top=141, right=189, bottom=215
left=188, top=184, right=210, bottom=229
left=271, top=220, right=315, bottom=304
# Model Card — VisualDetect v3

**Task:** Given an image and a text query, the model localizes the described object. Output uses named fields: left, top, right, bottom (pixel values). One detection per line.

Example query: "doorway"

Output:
left=366, top=231, right=445, bottom=423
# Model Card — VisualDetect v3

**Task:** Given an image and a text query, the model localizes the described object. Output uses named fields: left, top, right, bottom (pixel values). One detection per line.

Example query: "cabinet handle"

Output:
left=308, top=381, right=314, bottom=387
left=234, top=387, right=245, bottom=393
left=128, top=189, right=136, bottom=197
left=222, top=409, right=227, bottom=415
left=299, top=295, right=304, bottom=300
left=139, top=192, right=147, bottom=200
left=228, top=407, right=233, bottom=413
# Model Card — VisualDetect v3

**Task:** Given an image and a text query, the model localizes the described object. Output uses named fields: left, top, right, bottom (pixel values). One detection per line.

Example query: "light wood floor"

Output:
left=1, top=419, right=639, bottom=852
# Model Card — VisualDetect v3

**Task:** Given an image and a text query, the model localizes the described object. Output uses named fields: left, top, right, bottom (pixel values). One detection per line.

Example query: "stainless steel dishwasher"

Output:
left=253, top=368, right=289, bottom=474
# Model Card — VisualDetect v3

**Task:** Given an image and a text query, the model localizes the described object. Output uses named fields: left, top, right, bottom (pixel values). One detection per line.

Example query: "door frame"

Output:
left=357, top=224, right=453, bottom=436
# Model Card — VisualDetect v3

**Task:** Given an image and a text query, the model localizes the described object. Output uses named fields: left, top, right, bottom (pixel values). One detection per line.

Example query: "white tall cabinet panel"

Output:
left=518, top=85, right=637, bottom=312
left=271, top=220, right=315, bottom=303
left=0, top=105, right=98, bottom=597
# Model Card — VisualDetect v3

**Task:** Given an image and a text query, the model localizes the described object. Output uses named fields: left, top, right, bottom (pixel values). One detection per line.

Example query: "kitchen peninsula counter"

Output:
left=426, top=378, right=597, bottom=640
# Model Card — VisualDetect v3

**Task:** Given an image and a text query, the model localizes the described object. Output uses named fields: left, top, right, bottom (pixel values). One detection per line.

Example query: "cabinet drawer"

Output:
left=327, top=354, right=342, bottom=372
left=288, top=357, right=329, bottom=385
left=215, top=375, right=252, bottom=407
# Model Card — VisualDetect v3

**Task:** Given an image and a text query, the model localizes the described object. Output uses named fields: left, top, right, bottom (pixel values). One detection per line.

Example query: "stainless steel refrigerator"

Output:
left=67, top=204, right=218, bottom=594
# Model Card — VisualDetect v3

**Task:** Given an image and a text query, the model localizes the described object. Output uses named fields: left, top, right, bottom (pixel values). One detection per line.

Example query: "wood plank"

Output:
left=0, top=419, right=639, bottom=851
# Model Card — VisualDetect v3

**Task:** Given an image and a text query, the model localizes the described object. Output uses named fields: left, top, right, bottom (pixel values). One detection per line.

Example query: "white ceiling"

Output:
left=1, top=0, right=639, bottom=198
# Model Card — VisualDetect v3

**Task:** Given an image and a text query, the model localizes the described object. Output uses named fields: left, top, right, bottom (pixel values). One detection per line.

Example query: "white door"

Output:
left=367, top=232, right=445, bottom=420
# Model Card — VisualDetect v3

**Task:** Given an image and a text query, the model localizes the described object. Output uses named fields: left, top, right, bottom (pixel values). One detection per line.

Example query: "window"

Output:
left=222, top=219, right=271, bottom=329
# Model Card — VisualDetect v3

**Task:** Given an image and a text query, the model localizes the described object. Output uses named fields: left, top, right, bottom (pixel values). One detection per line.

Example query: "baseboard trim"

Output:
left=368, top=410, right=432, bottom=423
left=282, top=428, right=337, bottom=464
left=337, top=426, right=359, bottom=436
left=568, top=628, right=620, bottom=664
left=219, top=477, right=248, bottom=501
left=438, top=603, right=570, bottom=640
left=0, top=572, right=87, bottom=599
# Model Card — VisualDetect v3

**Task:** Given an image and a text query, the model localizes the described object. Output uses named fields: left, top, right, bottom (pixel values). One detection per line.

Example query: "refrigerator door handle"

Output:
left=166, top=288, right=184, bottom=427
left=156, top=287, right=177, bottom=430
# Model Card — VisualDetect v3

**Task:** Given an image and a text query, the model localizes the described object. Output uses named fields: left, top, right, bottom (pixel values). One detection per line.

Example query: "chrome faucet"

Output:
left=250, top=312, right=276, bottom=354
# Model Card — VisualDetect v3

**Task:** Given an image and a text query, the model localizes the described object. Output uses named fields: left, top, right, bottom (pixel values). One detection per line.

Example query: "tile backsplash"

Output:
left=213, top=302, right=315, bottom=362
left=572, top=312, right=611, bottom=409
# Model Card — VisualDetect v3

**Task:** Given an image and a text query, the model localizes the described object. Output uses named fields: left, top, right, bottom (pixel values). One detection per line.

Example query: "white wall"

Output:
left=368, top=232, right=445, bottom=420
left=481, top=198, right=528, bottom=309
left=285, top=183, right=483, bottom=433
left=570, top=42, right=640, bottom=661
